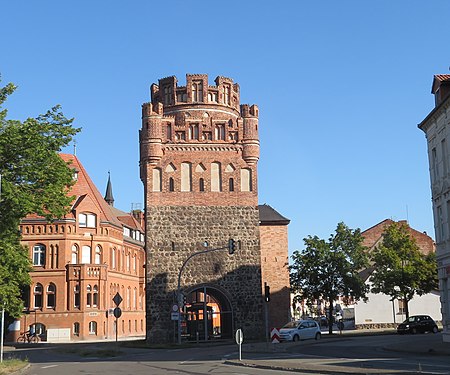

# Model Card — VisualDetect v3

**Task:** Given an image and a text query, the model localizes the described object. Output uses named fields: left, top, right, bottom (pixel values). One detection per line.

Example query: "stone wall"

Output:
left=145, top=205, right=264, bottom=343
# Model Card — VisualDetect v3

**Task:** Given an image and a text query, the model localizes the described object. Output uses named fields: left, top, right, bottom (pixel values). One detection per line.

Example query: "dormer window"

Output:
left=79, top=213, right=96, bottom=228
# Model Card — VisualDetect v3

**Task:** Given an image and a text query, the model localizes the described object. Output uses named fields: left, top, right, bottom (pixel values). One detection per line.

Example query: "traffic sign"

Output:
left=235, top=328, right=243, bottom=344
left=113, top=307, right=122, bottom=318
left=270, top=328, right=280, bottom=343
left=172, top=304, right=179, bottom=312
left=171, top=312, right=180, bottom=321
left=113, top=292, right=123, bottom=306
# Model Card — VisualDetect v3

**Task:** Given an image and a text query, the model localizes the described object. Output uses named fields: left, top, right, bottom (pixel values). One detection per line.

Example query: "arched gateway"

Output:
left=182, top=285, right=233, bottom=341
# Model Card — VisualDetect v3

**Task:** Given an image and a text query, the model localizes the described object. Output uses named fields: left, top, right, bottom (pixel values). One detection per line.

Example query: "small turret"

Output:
left=241, top=104, right=260, bottom=165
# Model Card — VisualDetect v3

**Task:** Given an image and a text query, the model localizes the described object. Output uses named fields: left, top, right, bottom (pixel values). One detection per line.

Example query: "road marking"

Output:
left=41, top=365, right=58, bottom=369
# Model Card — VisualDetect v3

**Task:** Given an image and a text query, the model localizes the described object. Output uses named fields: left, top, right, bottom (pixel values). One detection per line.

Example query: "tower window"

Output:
left=169, top=177, right=175, bottom=192
left=192, top=80, right=203, bottom=102
left=163, top=85, right=172, bottom=105
left=223, top=84, right=231, bottom=105
left=199, top=178, right=205, bottom=192
left=229, top=178, right=234, bottom=192
left=215, top=125, right=225, bottom=141
left=189, top=124, right=199, bottom=140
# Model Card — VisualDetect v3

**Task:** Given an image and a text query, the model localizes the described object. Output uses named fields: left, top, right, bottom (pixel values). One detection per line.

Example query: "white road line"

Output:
left=41, top=365, right=58, bottom=369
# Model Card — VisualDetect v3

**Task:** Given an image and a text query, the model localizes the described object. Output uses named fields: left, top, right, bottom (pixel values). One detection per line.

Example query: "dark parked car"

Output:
left=397, top=315, right=438, bottom=334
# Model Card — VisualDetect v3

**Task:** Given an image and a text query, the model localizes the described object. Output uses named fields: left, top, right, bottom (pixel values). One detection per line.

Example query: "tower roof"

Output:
left=258, top=204, right=290, bottom=226
left=104, top=172, right=114, bottom=206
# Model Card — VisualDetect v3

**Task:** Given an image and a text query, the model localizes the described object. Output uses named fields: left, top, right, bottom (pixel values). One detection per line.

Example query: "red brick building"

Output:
left=11, top=154, right=146, bottom=342
left=362, top=219, right=435, bottom=254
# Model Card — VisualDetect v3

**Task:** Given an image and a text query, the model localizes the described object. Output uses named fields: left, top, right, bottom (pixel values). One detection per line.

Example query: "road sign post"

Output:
left=235, top=328, right=243, bottom=361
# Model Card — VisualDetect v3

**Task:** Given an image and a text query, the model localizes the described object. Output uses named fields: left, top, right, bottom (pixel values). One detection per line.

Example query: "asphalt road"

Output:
left=6, top=333, right=450, bottom=375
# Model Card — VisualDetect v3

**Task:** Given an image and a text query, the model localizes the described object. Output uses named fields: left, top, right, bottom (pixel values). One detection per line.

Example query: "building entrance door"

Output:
left=182, top=286, right=232, bottom=341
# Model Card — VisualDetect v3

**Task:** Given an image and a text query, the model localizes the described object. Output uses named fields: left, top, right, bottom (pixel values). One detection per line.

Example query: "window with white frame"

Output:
left=94, top=245, right=101, bottom=264
left=71, top=244, right=78, bottom=264
left=79, top=213, right=96, bottom=228
left=89, top=321, right=97, bottom=335
left=34, top=283, right=43, bottom=309
left=74, top=284, right=80, bottom=308
left=47, top=283, right=56, bottom=308
left=81, top=245, right=91, bottom=264
left=33, top=244, right=46, bottom=266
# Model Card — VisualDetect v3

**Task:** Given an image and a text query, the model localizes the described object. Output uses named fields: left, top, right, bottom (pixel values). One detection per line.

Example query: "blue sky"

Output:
left=2, top=1, right=450, bottom=255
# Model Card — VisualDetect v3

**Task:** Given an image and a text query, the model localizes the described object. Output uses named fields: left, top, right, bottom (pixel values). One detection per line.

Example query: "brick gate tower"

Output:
left=140, top=74, right=265, bottom=343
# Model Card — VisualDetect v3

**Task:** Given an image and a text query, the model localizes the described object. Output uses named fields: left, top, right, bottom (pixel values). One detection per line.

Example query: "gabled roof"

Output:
left=361, top=218, right=434, bottom=255
left=258, top=204, right=290, bottom=226
left=59, top=154, right=123, bottom=228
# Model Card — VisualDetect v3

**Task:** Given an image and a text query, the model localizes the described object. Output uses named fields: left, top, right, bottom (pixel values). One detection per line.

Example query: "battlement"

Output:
left=240, top=104, right=259, bottom=118
left=149, top=74, right=245, bottom=111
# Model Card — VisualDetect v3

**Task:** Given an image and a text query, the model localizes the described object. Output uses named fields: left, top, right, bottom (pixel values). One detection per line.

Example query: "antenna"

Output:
left=406, top=205, right=409, bottom=223
left=73, top=139, right=77, bottom=156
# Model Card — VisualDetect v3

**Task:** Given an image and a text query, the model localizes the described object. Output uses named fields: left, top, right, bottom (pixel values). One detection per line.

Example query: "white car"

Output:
left=279, top=320, right=321, bottom=342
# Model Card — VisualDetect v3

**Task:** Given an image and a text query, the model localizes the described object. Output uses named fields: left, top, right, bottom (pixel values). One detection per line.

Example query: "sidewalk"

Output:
left=225, top=330, right=450, bottom=374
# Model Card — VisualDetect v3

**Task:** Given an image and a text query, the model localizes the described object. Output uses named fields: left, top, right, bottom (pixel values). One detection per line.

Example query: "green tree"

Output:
left=0, top=80, right=80, bottom=317
left=290, top=222, right=369, bottom=334
left=370, top=222, right=438, bottom=320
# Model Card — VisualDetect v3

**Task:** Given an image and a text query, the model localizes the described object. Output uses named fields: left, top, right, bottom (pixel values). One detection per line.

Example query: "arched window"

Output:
left=86, top=285, right=92, bottom=307
left=127, top=287, right=131, bottom=310
left=33, top=244, right=45, bottom=266
left=169, top=177, right=175, bottom=192
left=223, top=84, right=231, bottom=105
left=229, top=178, right=234, bottom=192
left=73, top=322, right=80, bottom=336
left=47, top=283, right=56, bottom=309
left=133, top=288, right=137, bottom=310
left=199, top=178, right=205, bottom=192
left=34, top=283, right=43, bottom=309
left=93, top=285, right=98, bottom=307
left=74, top=284, right=80, bottom=308
left=89, top=321, right=97, bottom=335
left=166, top=124, right=172, bottom=140
left=71, top=244, right=79, bottom=264
left=94, top=246, right=102, bottom=264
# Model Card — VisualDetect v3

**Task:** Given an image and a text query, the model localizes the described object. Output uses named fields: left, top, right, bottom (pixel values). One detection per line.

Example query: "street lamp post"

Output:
left=176, top=239, right=237, bottom=345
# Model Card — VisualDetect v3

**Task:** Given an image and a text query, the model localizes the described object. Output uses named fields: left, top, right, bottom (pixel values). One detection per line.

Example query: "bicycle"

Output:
left=17, top=331, right=40, bottom=343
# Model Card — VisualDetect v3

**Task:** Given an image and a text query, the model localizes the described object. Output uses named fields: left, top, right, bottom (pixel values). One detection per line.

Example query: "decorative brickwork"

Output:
left=140, top=74, right=287, bottom=343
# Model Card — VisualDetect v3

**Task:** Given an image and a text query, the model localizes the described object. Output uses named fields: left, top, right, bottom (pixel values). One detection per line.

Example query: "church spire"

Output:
left=104, top=171, right=114, bottom=206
